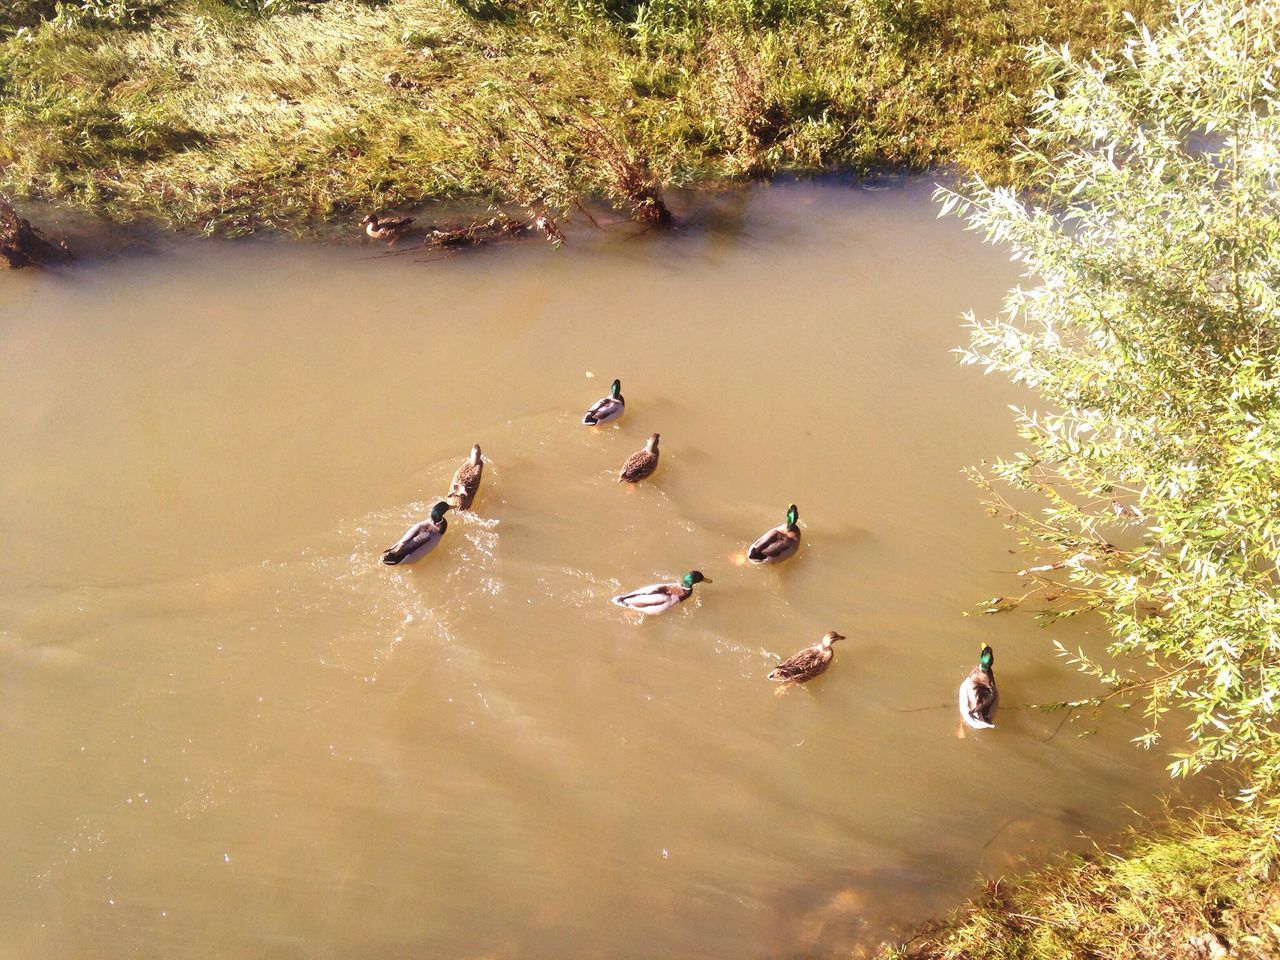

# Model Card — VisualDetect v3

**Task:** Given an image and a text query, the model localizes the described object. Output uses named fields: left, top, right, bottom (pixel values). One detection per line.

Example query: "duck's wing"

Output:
left=611, top=583, right=682, bottom=611
left=384, top=216, right=415, bottom=230
left=618, top=449, right=657, bottom=482
left=959, top=669, right=998, bottom=727
left=382, top=520, right=439, bottom=564
left=583, top=396, right=623, bottom=425
left=768, top=646, right=828, bottom=682
left=748, top=525, right=799, bottom=562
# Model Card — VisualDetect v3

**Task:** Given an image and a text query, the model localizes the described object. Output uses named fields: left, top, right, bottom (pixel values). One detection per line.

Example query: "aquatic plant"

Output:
left=939, top=0, right=1280, bottom=811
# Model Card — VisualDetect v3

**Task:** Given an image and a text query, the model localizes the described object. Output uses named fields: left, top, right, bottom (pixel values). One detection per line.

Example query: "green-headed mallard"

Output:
left=382, top=500, right=450, bottom=565
left=618, top=433, right=660, bottom=483
left=768, top=630, right=844, bottom=684
left=361, top=212, right=415, bottom=241
left=447, top=443, right=484, bottom=511
left=958, top=643, right=998, bottom=729
left=583, top=378, right=625, bottom=426
left=748, top=504, right=801, bottom=564
left=611, top=570, right=710, bottom=615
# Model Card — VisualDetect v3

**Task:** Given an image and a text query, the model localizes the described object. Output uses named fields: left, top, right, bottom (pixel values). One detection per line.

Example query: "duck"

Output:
left=618, top=433, right=660, bottom=483
left=582, top=379, right=625, bottom=425
left=611, top=570, right=711, bottom=615
left=382, top=500, right=451, bottom=565
left=361, top=212, right=415, bottom=241
left=768, top=631, right=845, bottom=684
left=958, top=643, right=998, bottom=729
left=748, top=504, right=801, bottom=564
left=447, top=443, right=484, bottom=511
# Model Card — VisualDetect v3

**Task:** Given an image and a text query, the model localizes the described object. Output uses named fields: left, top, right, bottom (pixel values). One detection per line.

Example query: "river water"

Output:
left=0, top=179, right=1179, bottom=959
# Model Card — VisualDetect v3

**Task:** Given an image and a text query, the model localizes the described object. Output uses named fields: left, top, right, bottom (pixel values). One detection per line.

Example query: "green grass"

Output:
left=0, top=0, right=1163, bottom=232
left=887, top=806, right=1280, bottom=960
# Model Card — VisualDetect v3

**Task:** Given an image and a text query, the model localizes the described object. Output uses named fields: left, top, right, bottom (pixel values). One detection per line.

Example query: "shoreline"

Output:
left=1, top=0, right=1155, bottom=235
left=882, top=803, right=1279, bottom=960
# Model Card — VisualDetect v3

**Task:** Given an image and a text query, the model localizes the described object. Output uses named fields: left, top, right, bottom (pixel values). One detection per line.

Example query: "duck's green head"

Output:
left=683, top=570, right=711, bottom=587
left=786, top=504, right=799, bottom=527
left=430, top=501, right=451, bottom=523
left=610, top=378, right=622, bottom=398
left=979, top=643, right=994, bottom=672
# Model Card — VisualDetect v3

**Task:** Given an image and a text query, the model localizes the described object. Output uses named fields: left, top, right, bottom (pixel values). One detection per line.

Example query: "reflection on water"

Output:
left=0, top=179, right=1179, bottom=958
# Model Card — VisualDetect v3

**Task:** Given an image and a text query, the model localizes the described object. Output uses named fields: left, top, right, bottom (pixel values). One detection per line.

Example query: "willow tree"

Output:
left=938, top=1, right=1280, bottom=803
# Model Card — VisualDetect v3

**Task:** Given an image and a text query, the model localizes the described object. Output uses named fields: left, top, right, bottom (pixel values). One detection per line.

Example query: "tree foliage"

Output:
left=938, top=0, right=1280, bottom=801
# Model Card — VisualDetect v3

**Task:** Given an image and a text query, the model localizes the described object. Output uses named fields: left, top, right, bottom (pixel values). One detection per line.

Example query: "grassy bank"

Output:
left=887, top=807, right=1280, bottom=960
left=0, top=0, right=1157, bottom=232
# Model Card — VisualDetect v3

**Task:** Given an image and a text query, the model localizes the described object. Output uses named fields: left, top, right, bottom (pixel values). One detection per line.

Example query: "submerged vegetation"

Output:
left=0, top=0, right=1159, bottom=232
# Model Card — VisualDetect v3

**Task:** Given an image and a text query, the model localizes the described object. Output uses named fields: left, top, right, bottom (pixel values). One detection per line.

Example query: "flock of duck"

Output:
left=380, top=378, right=1000, bottom=730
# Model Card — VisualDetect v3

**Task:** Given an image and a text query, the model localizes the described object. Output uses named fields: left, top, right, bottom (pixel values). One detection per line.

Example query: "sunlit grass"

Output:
left=0, top=0, right=1162, bottom=230
left=889, top=807, right=1280, bottom=960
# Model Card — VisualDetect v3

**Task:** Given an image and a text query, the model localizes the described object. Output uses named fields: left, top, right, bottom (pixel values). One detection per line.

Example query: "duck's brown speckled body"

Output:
left=768, top=631, right=844, bottom=684
left=618, top=433, right=660, bottom=483
left=448, top=443, right=484, bottom=511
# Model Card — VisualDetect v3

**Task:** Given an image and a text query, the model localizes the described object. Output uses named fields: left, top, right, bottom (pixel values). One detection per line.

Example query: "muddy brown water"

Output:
left=0, top=180, right=1181, bottom=959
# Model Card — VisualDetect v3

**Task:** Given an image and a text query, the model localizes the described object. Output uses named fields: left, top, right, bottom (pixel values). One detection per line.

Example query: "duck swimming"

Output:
left=382, top=500, right=451, bottom=565
left=448, top=443, right=484, bottom=511
left=768, top=631, right=844, bottom=684
left=748, top=504, right=801, bottom=564
left=583, top=379, right=625, bottom=426
left=618, top=433, right=660, bottom=483
left=611, top=570, right=710, bottom=615
left=958, top=643, right=998, bottom=729
left=361, top=212, right=415, bottom=241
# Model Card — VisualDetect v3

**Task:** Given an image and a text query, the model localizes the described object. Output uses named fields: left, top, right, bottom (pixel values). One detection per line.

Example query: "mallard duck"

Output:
left=1110, top=499, right=1145, bottom=521
left=361, top=212, right=415, bottom=241
left=618, top=433, right=660, bottom=483
left=768, top=630, right=844, bottom=684
left=382, top=500, right=450, bottom=565
left=447, top=443, right=484, bottom=511
left=958, top=643, right=998, bottom=729
left=611, top=570, right=711, bottom=615
left=582, top=378, right=625, bottom=425
left=748, top=504, right=801, bottom=564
